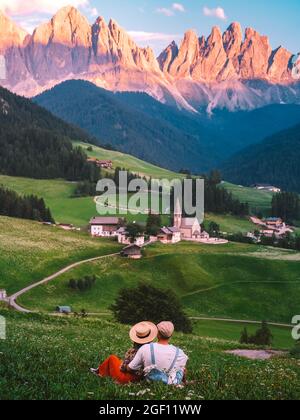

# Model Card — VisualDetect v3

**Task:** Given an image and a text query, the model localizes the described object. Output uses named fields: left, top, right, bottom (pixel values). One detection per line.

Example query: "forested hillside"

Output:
left=0, top=87, right=98, bottom=180
left=35, top=80, right=300, bottom=173
left=222, top=123, right=300, bottom=192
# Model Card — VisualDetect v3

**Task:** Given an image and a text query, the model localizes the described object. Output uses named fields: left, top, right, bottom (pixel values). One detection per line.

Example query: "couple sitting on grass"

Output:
left=91, top=321, right=188, bottom=386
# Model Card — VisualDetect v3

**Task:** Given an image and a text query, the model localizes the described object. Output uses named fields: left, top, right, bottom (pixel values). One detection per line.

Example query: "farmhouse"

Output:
left=0, top=289, right=7, bottom=300
left=263, top=217, right=283, bottom=228
left=158, top=227, right=181, bottom=244
left=252, top=184, right=281, bottom=193
left=90, top=217, right=121, bottom=237
left=87, top=158, right=113, bottom=169
left=121, top=244, right=142, bottom=259
left=117, top=227, right=145, bottom=246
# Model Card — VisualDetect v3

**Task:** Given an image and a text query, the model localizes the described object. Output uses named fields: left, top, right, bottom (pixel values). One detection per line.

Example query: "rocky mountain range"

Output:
left=1, top=6, right=300, bottom=112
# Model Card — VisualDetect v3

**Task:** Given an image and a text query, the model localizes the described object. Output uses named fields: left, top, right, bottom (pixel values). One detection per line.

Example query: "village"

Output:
left=89, top=199, right=228, bottom=259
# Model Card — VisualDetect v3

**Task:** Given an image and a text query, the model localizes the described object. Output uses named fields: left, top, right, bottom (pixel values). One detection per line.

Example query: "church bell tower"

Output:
left=173, top=198, right=182, bottom=229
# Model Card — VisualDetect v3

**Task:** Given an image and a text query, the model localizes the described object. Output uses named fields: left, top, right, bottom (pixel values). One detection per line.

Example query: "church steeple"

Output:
left=174, top=197, right=182, bottom=229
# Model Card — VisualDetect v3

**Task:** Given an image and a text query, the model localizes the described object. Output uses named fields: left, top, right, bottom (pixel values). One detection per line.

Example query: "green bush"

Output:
left=240, top=321, right=273, bottom=346
left=68, top=275, right=96, bottom=292
left=290, top=341, right=300, bottom=359
left=111, top=283, right=192, bottom=334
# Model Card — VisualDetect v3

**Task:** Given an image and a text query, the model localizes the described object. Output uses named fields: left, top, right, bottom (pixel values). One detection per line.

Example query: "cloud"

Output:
left=156, top=3, right=185, bottom=17
left=172, top=3, right=185, bottom=13
left=156, top=7, right=174, bottom=17
left=203, top=6, right=227, bottom=20
left=128, top=31, right=181, bottom=43
left=128, top=31, right=181, bottom=54
left=0, top=0, right=89, bottom=16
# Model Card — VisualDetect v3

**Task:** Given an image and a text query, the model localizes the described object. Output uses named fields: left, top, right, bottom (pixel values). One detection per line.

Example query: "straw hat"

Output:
left=129, top=321, right=158, bottom=344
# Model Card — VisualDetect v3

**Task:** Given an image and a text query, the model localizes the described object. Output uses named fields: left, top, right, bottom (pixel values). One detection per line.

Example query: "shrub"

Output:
left=111, top=283, right=192, bottom=334
left=290, top=341, right=300, bottom=359
left=240, top=321, right=273, bottom=346
left=68, top=275, right=97, bottom=292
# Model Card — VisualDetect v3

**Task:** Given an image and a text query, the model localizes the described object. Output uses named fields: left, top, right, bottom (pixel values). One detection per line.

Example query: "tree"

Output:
left=209, top=170, right=222, bottom=185
left=146, top=213, right=162, bottom=236
left=126, top=223, right=144, bottom=242
left=68, top=279, right=77, bottom=290
left=249, top=321, right=273, bottom=346
left=290, top=340, right=300, bottom=359
left=240, top=328, right=249, bottom=344
left=272, top=192, right=300, bottom=223
left=208, top=221, right=220, bottom=238
left=111, top=283, right=192, bottom=334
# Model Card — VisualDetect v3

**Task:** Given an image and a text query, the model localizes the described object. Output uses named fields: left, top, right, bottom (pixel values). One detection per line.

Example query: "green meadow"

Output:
left=0, top=216, right=121, bottom=295
left=19, top=241, right=300, bottom=324
left=0, top=310, right=299, bottom=400
left=223, top=182, right=273, bottom=215
left=74, top=141, right=184, bottom=180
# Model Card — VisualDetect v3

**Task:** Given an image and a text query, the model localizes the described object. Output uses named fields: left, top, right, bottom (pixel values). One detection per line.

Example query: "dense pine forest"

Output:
left=222, top=123, right=300, bottom=193
left=0, top=186, right=54, bottom=223
left=0, top=87, right=99, bottom=181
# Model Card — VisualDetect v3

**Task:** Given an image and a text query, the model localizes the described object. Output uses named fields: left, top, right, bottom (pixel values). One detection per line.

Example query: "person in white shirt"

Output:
left=125, top=321, right=188, bottom=385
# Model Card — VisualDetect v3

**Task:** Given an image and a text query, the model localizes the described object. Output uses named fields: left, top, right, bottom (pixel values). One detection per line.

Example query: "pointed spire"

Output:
left=174, top=197, right=182, bottom=215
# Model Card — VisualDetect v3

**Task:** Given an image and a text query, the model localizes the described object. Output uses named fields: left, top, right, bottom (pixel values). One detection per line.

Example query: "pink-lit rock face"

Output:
left=1, top=6, right=299, bottom=111
left=0, top=10, right=28, bottom=52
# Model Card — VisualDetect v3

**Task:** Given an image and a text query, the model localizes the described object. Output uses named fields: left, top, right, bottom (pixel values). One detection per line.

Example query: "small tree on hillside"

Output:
left=240, top=328, right=249, bottom=344
left=146, top=213, right=162, bottom=236
left=111, top=283, right=192, bottom=334
left=290, top=340, right=300, bottom=359
left=208, top=222, right=220, bottom=238
left=126, top=223, right=144, bottom=243
left=249, top=321, right=273, bottom=346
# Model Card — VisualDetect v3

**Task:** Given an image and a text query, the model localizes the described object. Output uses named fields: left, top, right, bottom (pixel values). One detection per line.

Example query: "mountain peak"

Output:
left=0, top=10, right=28, bottom=50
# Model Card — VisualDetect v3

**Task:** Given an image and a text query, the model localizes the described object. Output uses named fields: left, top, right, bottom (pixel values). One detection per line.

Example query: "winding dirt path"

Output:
left=8, top=252, right=120, bottom=313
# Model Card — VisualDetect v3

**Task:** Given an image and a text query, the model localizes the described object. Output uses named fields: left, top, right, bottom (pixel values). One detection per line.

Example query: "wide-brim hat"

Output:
left=129, top=321, right=158, bottom=344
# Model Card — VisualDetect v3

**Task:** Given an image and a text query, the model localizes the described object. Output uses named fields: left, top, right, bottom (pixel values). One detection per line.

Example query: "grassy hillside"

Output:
left=223, top=182, right=273, bottom=215
left=0, top=216, right=121, bottom=295
left=1, top=310, right=299, bottom=400
left=74, top=141, right=184, bottom=180
left=20, top=241, right=300, bottom=324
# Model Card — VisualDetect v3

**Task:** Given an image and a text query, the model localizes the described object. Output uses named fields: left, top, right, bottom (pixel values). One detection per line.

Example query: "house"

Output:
left=56, top=306, right=72, bottom=314
left=117, top=227, right=145, bottom=246
left=263, top=217, right=283, bottom=228
left=158, top=227, right=181, bottom=244
left=90, top=217, right=121, bottom=237
left=98, top=160, right=113, bottom=169
left=252, top=184, right=281, bottom=193
left=0, top=289, right=7, bottom=300
left=121, top=244, right=142, bottom=259
left=87, top=158, right=113, bottom=169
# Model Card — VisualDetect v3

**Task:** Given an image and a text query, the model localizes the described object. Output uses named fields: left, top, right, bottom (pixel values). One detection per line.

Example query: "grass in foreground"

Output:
left=0, top=216, right=121, bottom=295
left=20, top=241, right=300, bottom=324
left=0, top=310, right=299, bottom=400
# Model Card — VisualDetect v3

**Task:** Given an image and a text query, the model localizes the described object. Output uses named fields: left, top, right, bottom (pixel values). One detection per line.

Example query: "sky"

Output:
left=1, top=0, right=300, bottom=55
